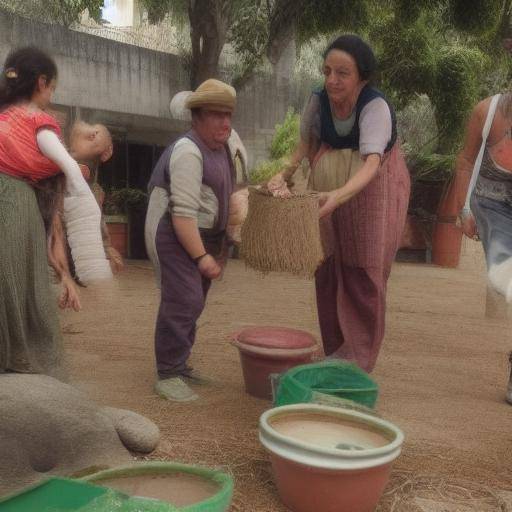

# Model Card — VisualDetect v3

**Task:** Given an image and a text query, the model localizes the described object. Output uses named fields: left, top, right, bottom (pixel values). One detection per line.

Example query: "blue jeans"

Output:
left=471, top=194, right=512, bottom=270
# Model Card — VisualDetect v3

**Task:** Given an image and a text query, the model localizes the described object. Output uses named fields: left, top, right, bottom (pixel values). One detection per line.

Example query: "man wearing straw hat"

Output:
left=146, top=79, right=236, bottom=401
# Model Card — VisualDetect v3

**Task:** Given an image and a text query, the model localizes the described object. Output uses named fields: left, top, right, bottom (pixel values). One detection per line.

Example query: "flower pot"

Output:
left=105, top=215, right=128, bottom=258
left=259, top=404, right=404, bottom=512
left=231, top=327, right=318, bottom=400
left=432, top=177, right=463, bottom=268
left=432, top=219, right=462, bottom=267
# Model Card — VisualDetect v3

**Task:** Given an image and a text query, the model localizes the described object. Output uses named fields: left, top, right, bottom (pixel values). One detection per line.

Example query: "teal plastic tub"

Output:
left=83, top=462, right=233, bottom=512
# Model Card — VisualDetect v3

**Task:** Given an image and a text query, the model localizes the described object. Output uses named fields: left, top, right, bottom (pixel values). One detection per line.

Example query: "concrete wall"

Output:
left=0, top=10, right=315, bottom=168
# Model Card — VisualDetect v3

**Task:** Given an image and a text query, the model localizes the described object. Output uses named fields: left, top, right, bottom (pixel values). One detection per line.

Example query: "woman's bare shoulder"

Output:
left=472, top=97, right=492, bottom=121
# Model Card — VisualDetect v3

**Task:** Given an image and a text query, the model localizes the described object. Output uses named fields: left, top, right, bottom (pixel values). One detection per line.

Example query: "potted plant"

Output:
left=402, top=147, right=457, bottom=263
left=103, top=187, right=148, bottom=258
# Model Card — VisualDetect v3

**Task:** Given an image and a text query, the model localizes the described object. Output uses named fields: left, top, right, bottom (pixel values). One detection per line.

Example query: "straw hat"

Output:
left=185, top=78, right=236, bottom=112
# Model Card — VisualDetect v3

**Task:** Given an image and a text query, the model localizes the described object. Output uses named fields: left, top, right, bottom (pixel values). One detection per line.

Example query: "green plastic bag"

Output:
left=274, top=360, right=378, bottom=408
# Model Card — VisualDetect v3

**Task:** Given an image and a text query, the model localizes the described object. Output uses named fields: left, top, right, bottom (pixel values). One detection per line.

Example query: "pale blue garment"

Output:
left=472, top=194, right=512, bottom=269
left=471, top=146, right=512, bottom=298
left=473, top=146, right=512, bottom=268
left=332, top=110, right=356, bottom=136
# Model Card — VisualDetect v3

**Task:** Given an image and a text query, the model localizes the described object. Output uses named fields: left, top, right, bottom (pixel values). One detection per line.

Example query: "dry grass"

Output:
left=376, top=471, right=509, bottom=511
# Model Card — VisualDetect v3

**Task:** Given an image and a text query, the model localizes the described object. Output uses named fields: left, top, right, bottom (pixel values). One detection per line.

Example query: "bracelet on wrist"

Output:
left=457, top=208, right=472, bottom=225
left=193, top=253, right=208, bottom=265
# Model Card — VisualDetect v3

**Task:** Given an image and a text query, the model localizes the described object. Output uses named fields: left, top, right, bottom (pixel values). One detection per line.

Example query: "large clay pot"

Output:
left=232, top=327, right=318, bottom=400
left=432, top=177, right=463, bottom=268
left=106, top=215, right=128, bottom=258
left=432, top=220, right=462, bottom=267
left=259, top=404, right=404, bottom=512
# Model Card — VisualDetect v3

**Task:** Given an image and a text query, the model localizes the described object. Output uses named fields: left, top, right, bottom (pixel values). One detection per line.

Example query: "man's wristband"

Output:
left=193, top=253, right=208, bottom=265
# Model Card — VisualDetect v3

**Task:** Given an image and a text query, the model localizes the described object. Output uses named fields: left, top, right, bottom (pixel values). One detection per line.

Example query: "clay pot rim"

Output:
left=230, top=326, right=317, bottom=350
left=232, top=339, right=318, bottom=359
left=259, top=404, right=404, bottom=471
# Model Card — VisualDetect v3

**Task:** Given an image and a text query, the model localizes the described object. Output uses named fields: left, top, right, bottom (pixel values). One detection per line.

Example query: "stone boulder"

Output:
left=0, top=374, right=160, bottom=496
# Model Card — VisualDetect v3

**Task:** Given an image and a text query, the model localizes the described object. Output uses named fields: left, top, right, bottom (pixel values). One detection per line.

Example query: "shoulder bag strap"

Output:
left=464, top=94, right=501, bottom=211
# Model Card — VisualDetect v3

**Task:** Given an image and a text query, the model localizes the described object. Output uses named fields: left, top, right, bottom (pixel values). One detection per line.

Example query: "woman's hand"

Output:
left=267, top=171, right=285, bottom=190
left=59, top=275, right=81, bottom=312
left=106, top=246, right=124, bottom=273
left=317, top=153, right=381, bottom=218
left=267, top=172, right=292, bottom=198
left=459, top=211, right=479, bottom=240
left=318, top=190, right=340, bottom=218
left=197, top=254, right=222, bottom=280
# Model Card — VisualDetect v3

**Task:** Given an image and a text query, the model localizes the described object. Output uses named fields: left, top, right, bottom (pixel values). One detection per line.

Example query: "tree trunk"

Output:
left=266, top=0, right=305, bottom=65
left=188, top=0, right=230, bottom=88
left=271, top=23, right=296, bottom=85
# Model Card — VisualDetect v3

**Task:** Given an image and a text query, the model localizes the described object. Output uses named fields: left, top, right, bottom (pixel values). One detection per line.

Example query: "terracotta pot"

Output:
left=399, top=214, right=427, bottom=250
left=106, top=217, right=128, bottom=258
left=432, top=177, right=463, bottom=267
left=259, top=404, right=404, bottom=512
left=232, top=327, right=318, bottom=400
left=432, top=220, right=462, bottom=267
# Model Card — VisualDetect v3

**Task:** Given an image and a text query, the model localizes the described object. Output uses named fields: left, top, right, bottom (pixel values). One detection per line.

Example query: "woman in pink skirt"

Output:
left=269, top=35, right=410, bottom=372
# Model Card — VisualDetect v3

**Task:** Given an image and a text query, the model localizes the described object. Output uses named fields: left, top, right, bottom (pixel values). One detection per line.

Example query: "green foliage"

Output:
left=397, top=94, right=438, bottom=154
left=104, top=188, right=148, bottom=215
left=394, top=0, right=425, bottom=25
left=408, top=151, right=456, bottom=182
left=139, top=0, right=187, bottom=26
left=450, top=0, right=504, bottom=36
left=297, top=0, right=369, bottom=43
left=250, top=108, right=300, bottom=184
left=376, top=14, right=438, bottom=109
left=230, top=2, right=269, bottom=86
left=270, top=109, right=300, bottom=159
left=431, top=45, right=486, bottom=152
left=367, top=0, right=511, bottom=168
left=249, top=158, right=285, bottom=185
left=393, top=0, right=444, bottom=25
left=0, top=0, right=104, bottom=25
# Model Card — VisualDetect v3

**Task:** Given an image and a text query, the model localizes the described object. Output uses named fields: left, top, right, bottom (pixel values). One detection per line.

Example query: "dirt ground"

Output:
left=60, top=239, right=512, bottom=511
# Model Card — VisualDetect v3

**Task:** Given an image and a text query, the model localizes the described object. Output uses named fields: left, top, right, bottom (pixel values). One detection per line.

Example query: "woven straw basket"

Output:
left=240, top=187, right=325, bottom=277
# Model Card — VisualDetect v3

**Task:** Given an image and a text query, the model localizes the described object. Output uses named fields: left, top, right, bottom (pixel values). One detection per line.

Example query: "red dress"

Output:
left=0, top=106, right=61, bottom=181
